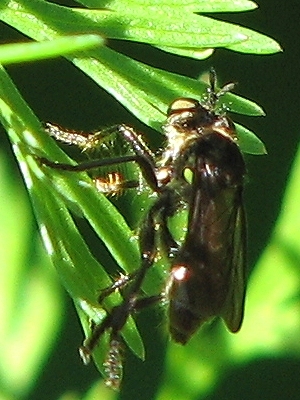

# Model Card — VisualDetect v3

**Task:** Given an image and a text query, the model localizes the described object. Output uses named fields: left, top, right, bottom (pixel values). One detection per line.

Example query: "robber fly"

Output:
left=40, top=69, right=247, bottom=389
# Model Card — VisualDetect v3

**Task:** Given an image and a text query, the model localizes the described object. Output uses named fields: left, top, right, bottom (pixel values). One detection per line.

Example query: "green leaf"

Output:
left=230, top=143, right=300, bottom=359
left=0, top=34, right=104, bottom=65
left=0, top=0, right=271, bottom=154
left=78, top=0, right=258, bottom=13
left=155, top=46, right=214, bottom=60
left=74, top=9, right=248, bottom=47
left=0, top=0, right=276, bottom=390
left=0, top=64, right=145, bottom=374
left=236, top=124, right=267, bottom=155
left=74, top=0, right=279, bottom=54
left=0, top=144, right=64, bottom=398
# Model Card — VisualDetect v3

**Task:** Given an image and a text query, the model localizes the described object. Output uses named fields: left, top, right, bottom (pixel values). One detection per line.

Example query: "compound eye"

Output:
left=167, top=98, right=199, bottom=116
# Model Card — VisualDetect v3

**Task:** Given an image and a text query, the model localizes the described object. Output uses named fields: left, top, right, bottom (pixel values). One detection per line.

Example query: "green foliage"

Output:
left=0, top=107, right=65, bottom=398
left=0, top=34, right=104, bottom=64
left=0, top=0, right=278, bottom=153
left=0, top=1, right=294, bottom=399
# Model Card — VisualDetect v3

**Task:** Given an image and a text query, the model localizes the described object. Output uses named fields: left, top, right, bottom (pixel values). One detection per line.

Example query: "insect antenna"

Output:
left=206, top=67, right=236, bottom=110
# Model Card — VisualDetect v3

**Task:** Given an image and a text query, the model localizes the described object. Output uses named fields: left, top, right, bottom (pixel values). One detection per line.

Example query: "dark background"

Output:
left=1, top=0, right=299, bottom=399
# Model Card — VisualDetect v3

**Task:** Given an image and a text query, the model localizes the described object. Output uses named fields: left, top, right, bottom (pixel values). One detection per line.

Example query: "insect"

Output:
left=40, top=69, right=247, bottom=388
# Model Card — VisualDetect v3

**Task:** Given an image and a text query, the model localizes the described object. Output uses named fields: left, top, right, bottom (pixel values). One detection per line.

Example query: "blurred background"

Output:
left=0, top=0, right=299, bottom=399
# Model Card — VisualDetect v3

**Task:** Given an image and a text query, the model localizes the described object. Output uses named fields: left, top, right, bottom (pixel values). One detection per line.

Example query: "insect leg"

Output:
left=97, top=202, right=168, bottom=304
left=79, top=197, right=162, bottom=366
left=159, top=191, right=181, bottom=258
left=42, top=123, right=159, bottom=190
left=44, top=123, right=154, bottom=160
left=97, top=270, right=140, bottom=303
left=94, top=173, right=140, bottom=195
left=89, top=293, right=163, bottom=390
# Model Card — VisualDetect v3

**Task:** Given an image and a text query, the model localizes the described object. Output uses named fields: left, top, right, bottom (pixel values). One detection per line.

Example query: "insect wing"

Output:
left=221, top=200, right=246, bottom=333
left=167, top=135, right=246, bottom=343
